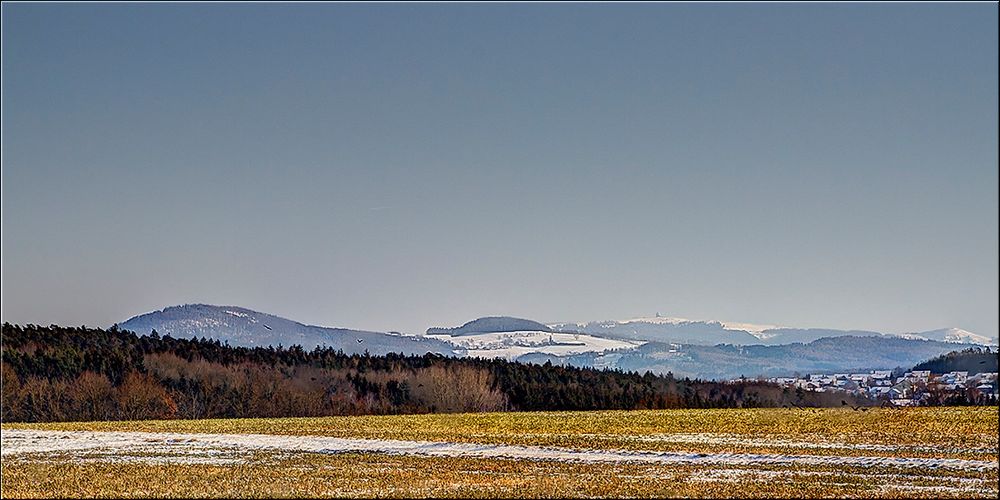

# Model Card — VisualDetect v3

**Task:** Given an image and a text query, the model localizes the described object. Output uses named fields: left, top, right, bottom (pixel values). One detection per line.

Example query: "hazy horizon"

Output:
left=109, top=302, right=993, bottom=340
left=2, top=3, right=998, bottom=339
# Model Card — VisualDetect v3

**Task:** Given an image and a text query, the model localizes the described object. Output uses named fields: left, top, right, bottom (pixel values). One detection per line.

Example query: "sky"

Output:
left=2, top=3, right=997, bottom=340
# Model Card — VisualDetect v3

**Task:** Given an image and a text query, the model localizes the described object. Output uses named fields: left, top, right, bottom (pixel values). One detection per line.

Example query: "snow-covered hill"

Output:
left=549, top=316, right=998, bottom=347
left=426, top=329, right=642, bottom=361
left=116, top=306, right=996, bottom=380
left=908, top=328, right=997, bottom=346
left=118, top=304, right=458, bottom=356
left=549, top=316, right=769, bottom=345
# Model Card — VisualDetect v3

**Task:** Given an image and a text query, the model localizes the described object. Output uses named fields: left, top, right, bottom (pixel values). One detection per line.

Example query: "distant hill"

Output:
left=912, top=348, right=999, bottom=374
left=116, top=306, right=996, bottom=380
left=523, top=336, right=967, bottom=380
left=427, top=317, right=552, bottom=336
left=549, top=318, right=760, bottom=345
left=550, top=318, right=901, bottom=346
left=754, top=328, right=889, bottom=345
left=426, top=317, right=641, bottom=360
left=906, top=328, right=997, bottom=347
left=119, top=304, right=457, bottom=356
left=549, top=316, right=997, bottom=347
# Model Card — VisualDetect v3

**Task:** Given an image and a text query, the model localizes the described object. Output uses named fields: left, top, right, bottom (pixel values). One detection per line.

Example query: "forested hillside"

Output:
left=1, top=323, right=866, bottom=423
left=426, top=316, right=552, bottom=335
left=912, top=347, right=998, bottom=374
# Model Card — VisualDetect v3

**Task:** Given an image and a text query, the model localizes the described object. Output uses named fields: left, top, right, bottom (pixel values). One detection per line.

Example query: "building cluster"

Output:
left=763, top=369, right=999, bottom=406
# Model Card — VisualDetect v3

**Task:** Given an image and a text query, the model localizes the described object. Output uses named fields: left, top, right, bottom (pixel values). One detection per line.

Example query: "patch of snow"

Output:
left=431, top=331, right=642, bottom=360
left=892, top=333, right=930, bottom=341
left=719, top=322, right=783, bottom=337
left=896, top=328, right=998, bottom=346
left=616, top=316, right=695, bottom=326
left=590, top=433, right=995, bottom=455
left=2, top=430, right=995, bottom=471
left=557, top=316, right=785, bottom=339
left=688, top=469, right=996, bottom=497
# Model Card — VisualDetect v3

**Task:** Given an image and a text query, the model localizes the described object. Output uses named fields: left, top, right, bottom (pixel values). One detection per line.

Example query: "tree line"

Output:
left=911, top=347, right=998, bottom=374
left=2, top=323, right=867, bottom=422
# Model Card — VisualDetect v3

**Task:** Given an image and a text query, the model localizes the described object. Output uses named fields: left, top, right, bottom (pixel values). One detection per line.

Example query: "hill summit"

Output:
left=427, top=316, right=552, bottom=336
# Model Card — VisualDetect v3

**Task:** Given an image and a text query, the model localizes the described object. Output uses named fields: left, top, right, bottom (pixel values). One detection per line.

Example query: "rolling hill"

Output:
left=427, top=317, right=553, bottom=336
left=550, top=316, right=997, bottom=347
left=117, top=307, right=996, bottom=380
left=519, top=336, right=968, bottom=380
left=118, top=304, right=458, bottom=356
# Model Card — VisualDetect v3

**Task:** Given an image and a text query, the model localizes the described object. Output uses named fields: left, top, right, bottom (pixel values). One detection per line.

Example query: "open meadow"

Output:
left=2, top=407, right=998, bottom=498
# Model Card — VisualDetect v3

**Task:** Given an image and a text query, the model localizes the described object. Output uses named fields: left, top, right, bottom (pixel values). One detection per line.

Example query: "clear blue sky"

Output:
left=2, top=3, right=997, bottom=340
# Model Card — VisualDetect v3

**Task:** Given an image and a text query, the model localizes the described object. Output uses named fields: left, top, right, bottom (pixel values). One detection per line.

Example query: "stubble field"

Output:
left=2, top=407, right=997, bottom=498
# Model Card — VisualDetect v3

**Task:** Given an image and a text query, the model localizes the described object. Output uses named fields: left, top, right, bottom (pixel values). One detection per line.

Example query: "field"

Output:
left=2, top=407, right=998, bottom=498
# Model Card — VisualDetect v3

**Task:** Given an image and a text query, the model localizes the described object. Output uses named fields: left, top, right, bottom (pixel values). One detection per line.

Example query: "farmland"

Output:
left=2, top=407, right=998, bottom=498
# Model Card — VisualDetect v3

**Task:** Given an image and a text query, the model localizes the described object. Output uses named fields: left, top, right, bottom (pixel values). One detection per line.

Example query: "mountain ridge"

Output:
left=115, top=305, right=995, bottom=380
left=517, top=335, right=974, bottom=380
left=549, top=316, right=997, bottom=347
left=118, top=304, right=458, bottom=356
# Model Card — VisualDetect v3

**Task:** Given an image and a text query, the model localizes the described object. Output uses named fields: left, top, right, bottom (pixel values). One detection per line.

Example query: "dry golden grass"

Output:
left=3, top=452, right=996, bottom=499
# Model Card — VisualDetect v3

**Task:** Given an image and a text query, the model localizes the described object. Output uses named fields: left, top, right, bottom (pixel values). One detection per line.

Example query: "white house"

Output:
left=869, top=386, right=892, bottom=396
left=950, top=371, right=969, bottom=384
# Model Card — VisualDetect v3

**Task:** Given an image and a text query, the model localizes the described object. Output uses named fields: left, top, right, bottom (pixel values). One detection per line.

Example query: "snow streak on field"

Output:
left=4, top=409, right=997, bottom=498
left=3, top=429, right=997, bottom=471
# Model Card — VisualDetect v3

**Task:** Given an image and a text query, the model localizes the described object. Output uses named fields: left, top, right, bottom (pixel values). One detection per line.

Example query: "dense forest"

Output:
left=912, top=347, right=998, bottom=374
left=3, top=323, right=871, bottom=422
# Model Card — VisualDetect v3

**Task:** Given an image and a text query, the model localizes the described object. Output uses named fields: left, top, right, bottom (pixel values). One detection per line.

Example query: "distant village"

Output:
left=756, top=369, right=998, bottom=406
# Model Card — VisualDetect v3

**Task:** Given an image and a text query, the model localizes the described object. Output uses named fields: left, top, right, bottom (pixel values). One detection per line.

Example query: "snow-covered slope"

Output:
left=118, top=304, right=458, bottom=356
left=426, top=317, right=642, bottom=360
left=753, top=328, right=889, bottom=345
left=549, top=317, right=766, bottom=345
left=549, top=316, right=997, bottom=347
left=909, top=328, right=998, bottom=346
left=427, top=329, right=642, bottom=361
